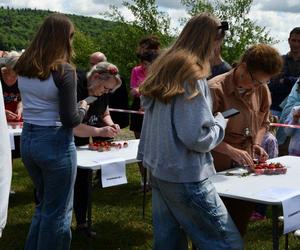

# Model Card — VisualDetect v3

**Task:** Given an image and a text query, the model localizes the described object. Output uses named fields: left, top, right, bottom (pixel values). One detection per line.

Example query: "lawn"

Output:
left=1, top=129, right=300, bottom=249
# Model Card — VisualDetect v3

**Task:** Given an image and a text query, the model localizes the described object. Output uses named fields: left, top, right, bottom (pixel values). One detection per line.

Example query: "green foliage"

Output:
left=72, top=30, right=99, bottom=70
left=98, top=0, right=175, bottom=82
left=181, top=0, right=277, bottom=64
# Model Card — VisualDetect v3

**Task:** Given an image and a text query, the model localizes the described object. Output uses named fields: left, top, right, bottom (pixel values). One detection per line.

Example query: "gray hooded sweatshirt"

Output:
left=137, top=79, right=227, bottom=183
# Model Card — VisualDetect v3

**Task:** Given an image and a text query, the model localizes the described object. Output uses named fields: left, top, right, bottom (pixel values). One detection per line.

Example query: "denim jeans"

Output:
left=21, top=123, right=77, bottom=250
left=150, top=174, right=243, bottom=250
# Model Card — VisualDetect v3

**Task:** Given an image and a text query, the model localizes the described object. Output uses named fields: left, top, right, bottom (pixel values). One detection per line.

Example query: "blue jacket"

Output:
left=277, top=79, right=300, bottom=145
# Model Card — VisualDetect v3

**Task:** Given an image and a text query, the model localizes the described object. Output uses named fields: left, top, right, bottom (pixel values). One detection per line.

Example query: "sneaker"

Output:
left=250, top=211, right=266, bottom=221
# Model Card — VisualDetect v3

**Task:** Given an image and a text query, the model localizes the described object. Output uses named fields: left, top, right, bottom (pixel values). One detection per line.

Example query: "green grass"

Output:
left=1, top=129, right=300, bottom=249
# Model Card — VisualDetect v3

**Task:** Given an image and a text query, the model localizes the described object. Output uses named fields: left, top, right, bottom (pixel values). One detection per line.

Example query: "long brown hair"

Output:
left=14, top=13, right=75, bottom=80
left=140, top=13, right=221, bottom=103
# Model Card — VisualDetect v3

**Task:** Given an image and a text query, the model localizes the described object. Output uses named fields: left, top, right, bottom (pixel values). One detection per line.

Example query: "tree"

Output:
left=181, top=0, right=277, bottom=63
left=99, top=0, right=174, bottom=82
left=72, top=30, right=99, bottom=70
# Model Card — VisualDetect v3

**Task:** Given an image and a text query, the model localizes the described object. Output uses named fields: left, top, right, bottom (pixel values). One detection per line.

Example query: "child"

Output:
left=251, top=115, right=279, bottom=221
left=284, top=105, right=300, bottom=156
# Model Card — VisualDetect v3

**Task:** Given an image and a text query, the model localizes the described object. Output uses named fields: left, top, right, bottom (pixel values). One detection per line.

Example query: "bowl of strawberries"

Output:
left=253, top=161, right=287, bottom=175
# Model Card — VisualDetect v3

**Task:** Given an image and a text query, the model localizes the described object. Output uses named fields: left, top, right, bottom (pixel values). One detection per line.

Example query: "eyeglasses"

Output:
left=248, top=71, right=270, bottom=86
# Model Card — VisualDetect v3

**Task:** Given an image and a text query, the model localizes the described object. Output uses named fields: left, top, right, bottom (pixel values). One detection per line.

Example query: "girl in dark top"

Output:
left=73, top=61, right=122, bottom=237
left=14, top=13, right=87, bottom=250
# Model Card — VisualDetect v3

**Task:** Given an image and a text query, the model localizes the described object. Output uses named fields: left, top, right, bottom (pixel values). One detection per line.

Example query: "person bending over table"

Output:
left=73, top=61, right=122, bottom=237
left=138, top=13, right=243, bottom=249
left=209, top=44, right=283, bottom=237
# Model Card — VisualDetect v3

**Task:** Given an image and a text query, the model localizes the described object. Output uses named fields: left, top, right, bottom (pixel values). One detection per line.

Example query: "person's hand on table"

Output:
left=5, top=109, right=18, bottom=120
left=253, top=144, right=269, bottom=163
left=110, top=123, right=120, bottom=132
left=229, top=147, right=255, bottom=169
left=97, top=126, right=119, bottom=138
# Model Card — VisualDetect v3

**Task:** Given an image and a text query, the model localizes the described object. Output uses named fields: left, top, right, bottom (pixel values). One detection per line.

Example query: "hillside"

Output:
left=0, top=6, right=115, bottom=51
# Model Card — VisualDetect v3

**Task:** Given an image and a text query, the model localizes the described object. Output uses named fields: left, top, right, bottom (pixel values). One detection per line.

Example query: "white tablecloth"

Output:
left=210, top=155, right=300, bottom=204
left=76, top=139, right=140, bottom=170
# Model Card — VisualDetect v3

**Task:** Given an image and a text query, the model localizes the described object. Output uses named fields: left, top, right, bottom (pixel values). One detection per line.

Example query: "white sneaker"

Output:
left=294, top=229, right=300, bottom=237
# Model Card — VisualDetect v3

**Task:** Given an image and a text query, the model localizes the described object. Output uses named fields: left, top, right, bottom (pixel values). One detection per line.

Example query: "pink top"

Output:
left=130, top=65, right=147, bottom=90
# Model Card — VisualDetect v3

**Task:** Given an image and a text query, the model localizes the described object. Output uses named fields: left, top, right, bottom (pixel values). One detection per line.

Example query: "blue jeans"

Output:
left=21, top=123, right=77, bottom=250
left=151, top=174, right=243, bottom=250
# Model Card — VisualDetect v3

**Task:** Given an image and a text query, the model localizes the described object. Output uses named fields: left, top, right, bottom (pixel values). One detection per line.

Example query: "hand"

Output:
left=5, top=110, right=18, bottom=120
left=229, top=147, right=255, bottom=169
left=130, top=88, right=140, bottom=97
left=110, top=123, right=120, bottom=132
left=16, top=106, right=23, bottom=120
left=98, top=126, right=119, bottom=138
left=78, top=100, right=89, bottom=111
left=292, top=109, right=300, bottom=123
left=253, top=144, right=269, bottom=163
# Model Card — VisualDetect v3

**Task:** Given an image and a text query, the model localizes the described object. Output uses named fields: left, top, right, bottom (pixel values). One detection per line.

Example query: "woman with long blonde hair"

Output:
left=137, top=13, right=243, bottom=249
left=14, top=13, right=87, bottom=250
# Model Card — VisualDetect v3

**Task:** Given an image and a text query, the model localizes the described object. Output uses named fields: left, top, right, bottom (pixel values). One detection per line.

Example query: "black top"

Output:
left=108, top=77, right=129, bottom=128
left=208, top=61, right=232, bottom=79
left=269, top=54, right=300, bottom=111
left=75, top=69, right=109, bottom=146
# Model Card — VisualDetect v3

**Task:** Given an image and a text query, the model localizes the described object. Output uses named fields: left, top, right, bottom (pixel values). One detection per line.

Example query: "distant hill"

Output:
left=0, top=6, right=115, bottom=51
left=0, top=7, right=172, bottom=83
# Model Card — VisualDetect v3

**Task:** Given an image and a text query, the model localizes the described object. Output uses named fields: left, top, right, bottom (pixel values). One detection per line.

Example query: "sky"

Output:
left=1, top=0, right=300, bottom=54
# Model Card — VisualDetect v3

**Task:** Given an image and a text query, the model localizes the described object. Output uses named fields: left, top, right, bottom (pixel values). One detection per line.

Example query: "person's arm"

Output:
left=284, top=107, right=300, bottom=136
left=252, top=127, right=269, bottom=162
left=102, top=107, right=120, bottom=131
left=54, top=64, right=87, bottom=128
left=172, top=80, right=227, bottom=153
left=213, top=141, right=255, bottom=167
left=5, top=109, right=18, bottom=120
left=16, top=101, right=22, bottom=120
left=252, top=87, right=271, bottom=161
left=73, top=123, right=118, bottom=138
left=130, top=67, right=141, bottom=97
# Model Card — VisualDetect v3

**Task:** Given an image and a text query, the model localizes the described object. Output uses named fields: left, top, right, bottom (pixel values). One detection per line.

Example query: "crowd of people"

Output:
left=1, top=11, right=300, bottom=250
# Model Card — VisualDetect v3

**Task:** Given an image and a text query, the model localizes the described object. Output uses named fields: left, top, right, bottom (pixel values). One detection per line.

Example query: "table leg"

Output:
left=272, top=205, right=279, bottom=250
left=87, top=169, right=93, bottom=231
left=142, top=167, right=147, bottom=219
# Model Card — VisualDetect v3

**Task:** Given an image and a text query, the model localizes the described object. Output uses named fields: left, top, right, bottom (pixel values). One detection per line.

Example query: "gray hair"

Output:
left=0, top=51, right=22, bottom=68
left=87, top=61, right=122, bottom=92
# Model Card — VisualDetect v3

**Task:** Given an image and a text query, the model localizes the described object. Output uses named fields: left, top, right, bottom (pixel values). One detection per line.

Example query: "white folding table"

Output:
left=76, top=139, right=142, bottom=232
left=210, top=155, right=300, bottom=250
left=76, top=139, right=140, bottom=169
